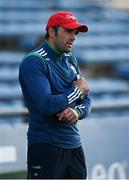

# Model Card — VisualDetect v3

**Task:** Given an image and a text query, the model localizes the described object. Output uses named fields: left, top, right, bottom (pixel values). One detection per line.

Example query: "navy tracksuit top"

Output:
left=19, top=40, right=91, bottom=149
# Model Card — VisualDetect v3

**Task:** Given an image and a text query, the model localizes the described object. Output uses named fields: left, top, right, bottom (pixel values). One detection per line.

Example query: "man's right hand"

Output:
left=73, top=77, right=90, bottom=95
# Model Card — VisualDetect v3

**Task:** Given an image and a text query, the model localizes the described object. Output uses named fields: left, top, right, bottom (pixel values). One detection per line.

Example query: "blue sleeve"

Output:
left=75, top=94, right=91, bottom=120
left=69, top=54, right=91, bottom=119
left=19, top=56, right=82, bottom=116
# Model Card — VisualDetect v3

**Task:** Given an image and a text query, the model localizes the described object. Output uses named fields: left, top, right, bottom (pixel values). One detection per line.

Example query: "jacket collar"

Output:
left=43, top=40, right=63, bottom=61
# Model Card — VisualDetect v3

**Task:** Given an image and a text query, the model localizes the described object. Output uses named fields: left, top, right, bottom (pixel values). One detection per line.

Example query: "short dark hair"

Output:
left=45, top=26, right=59, bottom=40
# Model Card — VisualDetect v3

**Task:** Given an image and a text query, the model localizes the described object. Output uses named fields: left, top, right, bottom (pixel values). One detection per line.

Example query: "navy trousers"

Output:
left=27, top=143, right=87, bottom=179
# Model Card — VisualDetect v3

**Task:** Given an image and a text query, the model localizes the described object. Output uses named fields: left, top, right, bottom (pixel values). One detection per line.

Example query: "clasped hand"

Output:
left=57, top=107, right=78, bottom=124
left=57, top=77, right=90, bottom=124
left=73, top=77, right=89, bottom=95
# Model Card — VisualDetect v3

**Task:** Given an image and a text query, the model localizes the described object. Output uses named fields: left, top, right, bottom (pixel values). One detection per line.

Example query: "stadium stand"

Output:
left=0, top=0, right=129, bottom=123
left=0, top=1, right=129, bottom=178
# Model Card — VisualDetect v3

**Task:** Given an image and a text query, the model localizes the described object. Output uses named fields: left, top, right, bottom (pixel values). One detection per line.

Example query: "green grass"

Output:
left=0, top=171, right=26, bottom=179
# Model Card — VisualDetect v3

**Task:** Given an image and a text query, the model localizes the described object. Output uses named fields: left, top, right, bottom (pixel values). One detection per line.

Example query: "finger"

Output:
left=66, top=114, right=77, bottom=124
left=64, top=109, right=77, bottom=119
left=58, top=112, right=65, bottom=121
left=63, top=108, right=70, bottom=115
left=67, top=117, right=77, bottom=124
left=63, top=111, right=72, bottom=119
left=57, top=108, right=70, bottom=121
left=57, top=112, right=61, bottom=117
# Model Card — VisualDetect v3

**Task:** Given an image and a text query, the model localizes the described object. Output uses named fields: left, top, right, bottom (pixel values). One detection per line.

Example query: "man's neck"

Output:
left=46, top=39, right=62, bottom=55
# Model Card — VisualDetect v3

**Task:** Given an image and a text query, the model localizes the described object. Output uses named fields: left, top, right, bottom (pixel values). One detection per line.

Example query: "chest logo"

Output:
left=70, top=64, right=77, bottom=75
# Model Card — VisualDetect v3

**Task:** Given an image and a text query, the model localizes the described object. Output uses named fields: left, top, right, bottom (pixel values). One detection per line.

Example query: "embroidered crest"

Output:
left=70, top=64, right=77, bottom=75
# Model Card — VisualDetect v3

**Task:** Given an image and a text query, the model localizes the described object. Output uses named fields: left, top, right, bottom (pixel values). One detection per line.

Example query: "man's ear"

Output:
left=48, top=27, right=56, bottom=39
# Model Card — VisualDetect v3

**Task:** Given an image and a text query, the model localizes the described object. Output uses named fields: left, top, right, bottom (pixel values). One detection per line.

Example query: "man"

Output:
left=19, top=11, right=91, bottom=179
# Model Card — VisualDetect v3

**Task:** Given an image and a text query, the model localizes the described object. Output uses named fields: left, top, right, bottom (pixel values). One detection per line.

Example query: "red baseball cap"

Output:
left=46, top=11, right=88, bottom=33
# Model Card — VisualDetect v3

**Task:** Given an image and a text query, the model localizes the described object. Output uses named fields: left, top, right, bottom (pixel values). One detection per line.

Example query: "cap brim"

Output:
left=61, top=23, right=88, bottom=32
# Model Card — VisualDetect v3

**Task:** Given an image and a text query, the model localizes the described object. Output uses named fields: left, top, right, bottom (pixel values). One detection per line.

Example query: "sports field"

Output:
left=0, top=171, right=26, bottom=179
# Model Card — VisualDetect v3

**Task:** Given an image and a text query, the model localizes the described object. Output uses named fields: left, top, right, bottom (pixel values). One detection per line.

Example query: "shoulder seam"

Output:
left=24, top=52, right=46, bottom=62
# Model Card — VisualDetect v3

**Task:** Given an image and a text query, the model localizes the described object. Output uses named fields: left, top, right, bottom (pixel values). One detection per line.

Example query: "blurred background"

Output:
left=0, top=0, right=129, bottom=179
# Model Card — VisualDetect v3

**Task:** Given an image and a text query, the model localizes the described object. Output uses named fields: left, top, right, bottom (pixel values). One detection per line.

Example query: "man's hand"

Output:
left=57, top=107, right=78, bottom=124
left=73, top=77, right=89, bottom=95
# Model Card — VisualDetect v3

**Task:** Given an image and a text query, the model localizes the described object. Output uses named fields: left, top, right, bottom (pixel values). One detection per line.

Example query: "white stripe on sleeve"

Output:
left=67, top=87, right=81, bottom=104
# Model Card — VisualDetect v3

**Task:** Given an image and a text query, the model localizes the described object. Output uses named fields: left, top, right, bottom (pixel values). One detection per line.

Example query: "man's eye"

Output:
left=75, top=31, right=79, bottom=35
left=65, top=29, right=79, bottom=35
left=65, top=29, right=73, bottom=33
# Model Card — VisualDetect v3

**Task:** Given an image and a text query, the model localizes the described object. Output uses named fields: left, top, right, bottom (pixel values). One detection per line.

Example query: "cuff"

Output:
left=74, top=106, right=83, bottom=120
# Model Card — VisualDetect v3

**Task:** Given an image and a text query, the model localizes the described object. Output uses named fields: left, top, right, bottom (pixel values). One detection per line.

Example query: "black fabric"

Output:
left=27, top=143, right=87, bottom=179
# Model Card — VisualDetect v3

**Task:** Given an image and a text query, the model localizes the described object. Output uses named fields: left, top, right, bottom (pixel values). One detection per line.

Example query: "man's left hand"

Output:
left=57, top=107, right=78, bottom=124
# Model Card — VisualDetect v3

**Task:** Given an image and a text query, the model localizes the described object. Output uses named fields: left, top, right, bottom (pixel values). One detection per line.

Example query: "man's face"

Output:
left=53, top=27, right=79, bottom=53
